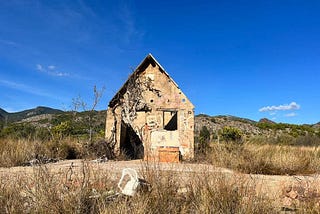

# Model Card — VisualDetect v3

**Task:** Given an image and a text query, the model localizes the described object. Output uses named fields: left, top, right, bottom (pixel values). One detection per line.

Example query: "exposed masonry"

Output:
left=105, top=54, right=195, bottom=161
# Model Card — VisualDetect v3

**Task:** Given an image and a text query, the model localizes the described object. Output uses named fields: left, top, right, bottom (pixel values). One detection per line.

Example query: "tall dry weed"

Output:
left=0, top=138, right=34, bottom=167
left=1, top=161, right=320, bottom=213
left=210, top=143, right=320, bottom=175
left=0, top=138, right=85, bottom=167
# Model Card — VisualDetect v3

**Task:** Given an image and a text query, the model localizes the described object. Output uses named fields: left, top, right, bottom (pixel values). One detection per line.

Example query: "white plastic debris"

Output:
left=118, top=168, right=140, bottom=196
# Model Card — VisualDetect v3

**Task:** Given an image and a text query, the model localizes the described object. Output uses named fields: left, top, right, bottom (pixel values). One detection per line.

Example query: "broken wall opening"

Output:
left=163, top=111, right=177, bottom=131
left=120, top=121, right=144, bottom=159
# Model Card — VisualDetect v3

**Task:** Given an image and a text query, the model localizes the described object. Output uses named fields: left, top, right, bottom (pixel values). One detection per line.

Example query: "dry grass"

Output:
left=0, top=160, right=320, bottom=213
left=0, top=162, right=278, bottom=214
left=1, top=137, right=320, bottom=212
left=0, top=138, right=34, bottom=167
left=209, top=143, right=320, bottom=175
left=0, top=138, right=84, bottom=167
left=0, top=162, right=115, bottom=213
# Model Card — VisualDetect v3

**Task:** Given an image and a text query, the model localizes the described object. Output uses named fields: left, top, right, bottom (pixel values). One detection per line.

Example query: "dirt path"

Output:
left=1, top=159, right=319, bottom=208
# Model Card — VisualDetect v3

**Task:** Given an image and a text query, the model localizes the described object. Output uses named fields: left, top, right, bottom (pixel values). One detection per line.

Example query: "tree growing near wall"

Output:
left=107, top=71, right=160, bottom=151
left=113, top=72, right=156, bottom=126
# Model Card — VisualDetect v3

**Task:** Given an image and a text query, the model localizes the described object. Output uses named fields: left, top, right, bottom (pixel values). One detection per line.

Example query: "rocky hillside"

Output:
left=1, top=107, right=319, bottom=143
left=195, top=114, right=320, bottom=141
left=0, top=106, right=106, bottom=140
left=0, top=106, right=63, bottom=123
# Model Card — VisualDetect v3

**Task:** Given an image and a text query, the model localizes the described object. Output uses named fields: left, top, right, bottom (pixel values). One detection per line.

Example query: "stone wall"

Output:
left=105, top=60, right=194, bottom=160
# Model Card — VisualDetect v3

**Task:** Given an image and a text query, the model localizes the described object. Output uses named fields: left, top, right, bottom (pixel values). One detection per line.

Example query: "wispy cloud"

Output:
left=0, top=39, right=19, bottom=47
left=259, top=102, right=300, bottom=112
left=116, top=2, right=144, bottom=48
left=48, top=65, right=56, bottom=70
left=77, top=0, right=97, bottom=18
left=285, top=112, right=298, bottom=117
left=0, top=79, right=55, bottom=98
left=36, top=64, right=70, bottom=77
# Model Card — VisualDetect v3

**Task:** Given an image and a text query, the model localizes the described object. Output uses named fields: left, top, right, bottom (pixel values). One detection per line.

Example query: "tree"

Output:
left=198, top=126, right=210, bottom=153
left=52, top=121, right=73, bottom=139
left=71, top=85, right=105, bottom=143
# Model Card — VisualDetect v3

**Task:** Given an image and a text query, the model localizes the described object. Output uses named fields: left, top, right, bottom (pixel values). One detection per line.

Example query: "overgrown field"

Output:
left=1, top=137, right=320, bottom=176
left=195, top=125, right=320, bottom=175
left=1, top=161, right=320, bottom=213
left=206, top=143, right=320, bottom=175
left=0, top=138, right=114, bottom=167
left=1, top=137, right=320, bottom=213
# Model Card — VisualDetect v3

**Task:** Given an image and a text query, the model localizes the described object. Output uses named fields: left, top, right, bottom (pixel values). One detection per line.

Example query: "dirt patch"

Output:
left=1, top=159, right=319, bottom=210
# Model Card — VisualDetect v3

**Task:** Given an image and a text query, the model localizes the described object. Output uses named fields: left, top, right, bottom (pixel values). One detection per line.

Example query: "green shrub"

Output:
left=196, top=126, right=211, bottom=156
left=0, top=123, right=36, bottom=139
left=220, top=126, right=243, bottom=144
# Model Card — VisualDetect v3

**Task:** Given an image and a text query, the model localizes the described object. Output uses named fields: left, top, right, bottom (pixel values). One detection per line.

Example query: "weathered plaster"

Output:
left=105, top=54, right=195, bottom=160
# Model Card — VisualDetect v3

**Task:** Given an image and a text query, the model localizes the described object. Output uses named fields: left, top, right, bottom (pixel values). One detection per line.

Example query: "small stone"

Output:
left=177, top=187, right=188, bottom=194
left=293, top=186, right=305, bottom=196
left=282, top=197, right=293, bottom=207
left=284, top=185, right=292, bottom=193
left=288, top=190, right=298, bottom=199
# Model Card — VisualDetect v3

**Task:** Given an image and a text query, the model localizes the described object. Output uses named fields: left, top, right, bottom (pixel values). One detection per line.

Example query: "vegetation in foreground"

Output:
left=1, top=161, right=319, bottom=213
left=207, top=143, right=320, bottom=175
left=195, top=125, right=320, bottom=175
left=1, top=106, right=320, bottom=212
left=0, top=161, right=275, bottom=214
left=0, top=126, right=320, bottom=213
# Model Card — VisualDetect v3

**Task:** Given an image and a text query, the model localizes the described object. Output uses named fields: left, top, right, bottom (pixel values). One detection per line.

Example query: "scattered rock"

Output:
left=92, top=155, right=108, bottom=163
left=281, top=182, right=320, bottom=210
left=23, top=155, right=59, bottom=166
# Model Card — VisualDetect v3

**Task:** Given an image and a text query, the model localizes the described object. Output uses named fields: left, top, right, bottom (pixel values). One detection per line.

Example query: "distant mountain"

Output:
left=0, top=108, right=8, bottom=116
left=195, top=114, right=320, bottom=140
left=0, top=108, right=8, bottom=125
left=313, top=122, right=320, bottom=129
left=259, top=118, right=276, bottom=124
left=1, top=106, right=319, bottom=142
left=0, top=106, right=63, bottom=123
left=195, top=114, right=263, bottom=137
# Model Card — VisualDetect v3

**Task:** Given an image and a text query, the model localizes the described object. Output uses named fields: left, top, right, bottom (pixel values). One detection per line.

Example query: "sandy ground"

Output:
left=1, top=159, right=319, bottom=208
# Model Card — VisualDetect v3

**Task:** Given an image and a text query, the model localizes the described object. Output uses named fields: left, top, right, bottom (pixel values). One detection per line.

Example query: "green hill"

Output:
left=0, top=106, right=63, bottom=123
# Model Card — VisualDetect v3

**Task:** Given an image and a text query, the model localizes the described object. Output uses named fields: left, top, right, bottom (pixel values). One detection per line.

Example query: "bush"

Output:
left=196, top=126, right=211, bottom=156
left=58, top=140, right=83, bottom=159
left=0, top=123, right=36, bottom=139
left=220, top=126, right=243, bottom=144
left=86, top=139, right=115, bottom=159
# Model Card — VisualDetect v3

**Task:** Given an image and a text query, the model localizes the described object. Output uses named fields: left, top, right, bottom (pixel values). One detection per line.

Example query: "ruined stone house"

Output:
left=105, top=54, right=194, bottom=161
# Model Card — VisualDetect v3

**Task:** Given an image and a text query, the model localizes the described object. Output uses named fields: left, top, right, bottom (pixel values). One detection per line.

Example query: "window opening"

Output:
left=163, top=111, right=178, bottom=130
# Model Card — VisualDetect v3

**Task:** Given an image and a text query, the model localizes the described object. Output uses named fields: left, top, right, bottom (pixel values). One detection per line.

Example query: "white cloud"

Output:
left=55, top=72, right=69, bottom=77
left=36, top=64, right=69, bottom=77
left=285, top=112, right=297, bottom=117
left=259, top=102, right=300, bottom=112
left=48, top=65, right=55, bottom=70
left=36, top=64, right=44, bottom=71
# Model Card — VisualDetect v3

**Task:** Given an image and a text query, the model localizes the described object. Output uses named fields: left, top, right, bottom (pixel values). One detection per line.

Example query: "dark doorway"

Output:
left=120, top=121, right=144, bottom=159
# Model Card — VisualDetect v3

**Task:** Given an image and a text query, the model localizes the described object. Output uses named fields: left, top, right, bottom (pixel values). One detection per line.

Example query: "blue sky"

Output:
left=1, top=0, right=320, bottom=124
